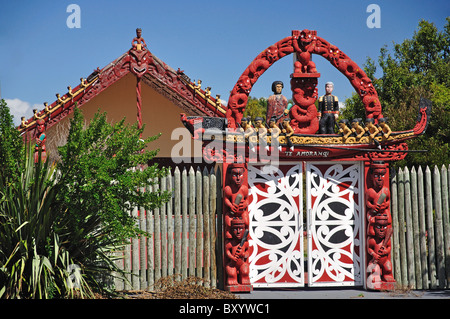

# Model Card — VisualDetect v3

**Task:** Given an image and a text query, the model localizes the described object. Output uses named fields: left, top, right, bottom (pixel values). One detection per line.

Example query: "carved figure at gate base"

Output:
left=266, top=81, right=289, bottom=125
left=34, top=119, right=47, bottom=163
left=224, top=163, right=249, bottom=239
left=365, top=161, right=395, bottom=290
left=225, top=217, right=251, bottom=288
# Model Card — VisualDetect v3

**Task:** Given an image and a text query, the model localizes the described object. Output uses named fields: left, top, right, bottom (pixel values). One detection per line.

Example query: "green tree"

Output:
left=343, top=18, right=450, bottom=167
left=56, top=107, right=171, bottom=242
left=0, top=99, right=24, bottom=182
left=0, top=106, right=170, bottom=298
left=243, top=97, right=267, bottom=121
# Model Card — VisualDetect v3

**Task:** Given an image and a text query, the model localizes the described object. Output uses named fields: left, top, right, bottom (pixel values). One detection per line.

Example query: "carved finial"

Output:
left=132, top=28, right=147, bottom=51
left=44, top=102, right=50, bottom=112
left=33, top=109, right=38, bottom=119
left=21, top=116, right=27, bottom=127
left=215, top=94, right=221, bottom=107
left=67, top=85, right=73, bottom=97
left=56, top=93, right=63, bottom=104
left=194, top=79, right=202, bottom=90
left=205, top=87, right=211, bottom=99
left=80, top=77, right=87, bottom=88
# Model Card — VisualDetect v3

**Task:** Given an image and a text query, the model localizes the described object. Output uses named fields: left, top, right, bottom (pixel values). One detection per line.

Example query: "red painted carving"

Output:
left=226, top=29, right=382, bottom=129
left=225, top=217, right=251, bottom=288
left=365, top=161, right=395, bottom=290
left=223, top=163, right=252, bottom=292
left=289, top=75, right=320, bottom=134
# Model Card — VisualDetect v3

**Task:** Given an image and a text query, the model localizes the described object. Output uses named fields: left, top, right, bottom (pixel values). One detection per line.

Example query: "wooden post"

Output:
left=397, top=168, right=408, bottom=286
left=441, top=165, right=450, bottom=288
left=434, top=166, right=445, bottom=289
left=189, top=167, right=196, bottom=277
left=203, top=167, right=211, bottom=287
left=196, top=167, right=203, bottom=281
left=403, top=167, right=416, bottom=288
left=153, top=178, right=161, bottom=283
left=417, top=166, right=429, bottom=289
left=390, top=170, right=402, bottom=285
left=215, top=165, right=224, bottom=290
left=210, top=167, right=217, bottom=288
left=411, top=167, right=422, bottom=289
left=146, top=183, right=154, bottom=290
left=425, top=166, right=437, bottom=289
left=174, top=167, right=182, bottom=279
left=181, top=167, right=188, bottom=280
left=139, top=185, right=147, bottom=290
left=167, top=169, right=174, bottom=278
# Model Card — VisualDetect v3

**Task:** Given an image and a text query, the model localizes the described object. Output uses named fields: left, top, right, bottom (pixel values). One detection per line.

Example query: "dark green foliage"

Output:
left=343, top=18, right=450, bottom=168
left=0, top=103, right=170, bottom=298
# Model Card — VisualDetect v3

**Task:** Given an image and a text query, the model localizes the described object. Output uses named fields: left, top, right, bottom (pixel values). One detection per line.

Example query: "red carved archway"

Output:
left=226, top=29, right=382, bottom=129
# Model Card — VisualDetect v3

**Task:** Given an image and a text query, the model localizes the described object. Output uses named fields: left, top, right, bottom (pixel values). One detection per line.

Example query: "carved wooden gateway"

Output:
left=181, top=29, right=431, bottom=292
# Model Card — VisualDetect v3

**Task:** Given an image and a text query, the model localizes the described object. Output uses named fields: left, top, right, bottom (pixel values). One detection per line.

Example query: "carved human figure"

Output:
left=378, top=117, right=392, bottom=141
left=318, top=82, right=339, bottom=134
left=366, top=162, right=391, bottom=234
left=238, top=117, right=255, bottom=141
left=266, top=81, right=289, bottom=125
left=280, top=118, right=294, bottom=149
left=224, top=164, right=249, bottom=238
left=253, top=116, right=267, bottom=143
left=34, top=119, right=47, bottom=163
left=351, top=118, right=365, bottom=140
left=364, top=118, right=380, bottom=144
left=225, top=217, right=250, bottom=286
left=338, top=119, right=352, bottom=142
left=131, top=28, right=147, bottom=51
left=267, top=116, right=281, bottom=142
left=366, top=161, right=395, bottom=289
left=289, top=77, right=319, bottom=134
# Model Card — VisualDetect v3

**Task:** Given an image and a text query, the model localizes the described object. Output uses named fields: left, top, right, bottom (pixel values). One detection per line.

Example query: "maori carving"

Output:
left=266, top=81, right=289, bottom=125
left=289, top=75, right=320, bottom=134
left=226, top=29, right=382, bottom=129
left=223, top=163, right=252, bottom=292
left=34, top=119, right=47, bottom=163
left=365, top=161, right=395, bottom=290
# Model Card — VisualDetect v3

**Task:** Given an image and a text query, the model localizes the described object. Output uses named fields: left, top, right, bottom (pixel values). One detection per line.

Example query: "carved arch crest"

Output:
left=226, top=29, right=382, bottom=128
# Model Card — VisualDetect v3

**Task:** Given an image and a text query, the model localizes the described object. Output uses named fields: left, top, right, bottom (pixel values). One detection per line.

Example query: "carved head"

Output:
left=271, top=81, right=284, bottom=94
left=228, top=163, right=246, bottom=187
left=370, top=161, right=387, bottom=191
left=231, top=217, right=246, bottom=240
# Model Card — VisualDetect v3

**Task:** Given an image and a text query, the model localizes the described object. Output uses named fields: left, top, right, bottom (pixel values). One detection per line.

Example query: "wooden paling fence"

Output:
left=391, top=164, right=450, bottom=290
left=113, top=163, right=450, bottom=291
left=114, top=166, right=223, bottom=291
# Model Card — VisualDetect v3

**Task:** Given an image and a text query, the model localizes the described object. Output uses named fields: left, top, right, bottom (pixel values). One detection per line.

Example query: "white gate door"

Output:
left=248, top=164, right=304, bottom=287
left=306, top=162, right=364, bottom=287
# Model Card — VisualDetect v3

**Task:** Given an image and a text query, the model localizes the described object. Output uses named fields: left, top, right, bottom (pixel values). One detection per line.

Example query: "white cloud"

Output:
left=4, top=98, right=41, bottom=126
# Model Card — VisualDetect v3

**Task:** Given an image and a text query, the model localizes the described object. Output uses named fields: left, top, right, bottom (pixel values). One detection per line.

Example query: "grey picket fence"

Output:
left=113, top=165, right=224, bottom=291
left=391, top=164, right=450, bottom=290
left=113, top=163, right=450, bottom=292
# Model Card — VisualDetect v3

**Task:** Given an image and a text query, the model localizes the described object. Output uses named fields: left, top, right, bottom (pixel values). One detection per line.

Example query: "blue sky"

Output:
left=0, top=0, right=449, bottom=125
